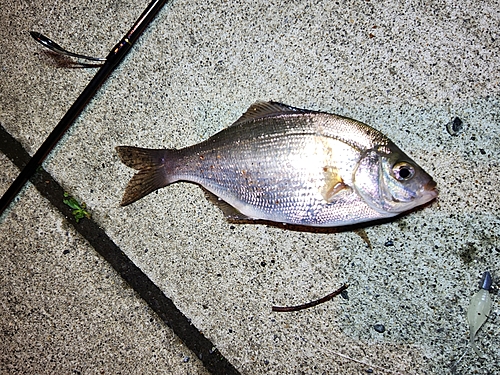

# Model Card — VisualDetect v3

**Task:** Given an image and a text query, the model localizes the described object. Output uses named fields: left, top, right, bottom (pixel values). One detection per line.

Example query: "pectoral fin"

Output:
left=321, top=166, right=351, bottom=203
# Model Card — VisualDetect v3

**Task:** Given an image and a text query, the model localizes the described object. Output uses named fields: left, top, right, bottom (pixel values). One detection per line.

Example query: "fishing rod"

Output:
left=0, top=0, right=169, bottom=216
left=30, top=32, right=107, bottom=63
left=29, top=32, right=107, bottom=68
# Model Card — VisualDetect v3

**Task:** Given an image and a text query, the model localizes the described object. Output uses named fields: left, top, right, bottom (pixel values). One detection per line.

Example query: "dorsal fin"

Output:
left=233, top=101, right=309, bottom=126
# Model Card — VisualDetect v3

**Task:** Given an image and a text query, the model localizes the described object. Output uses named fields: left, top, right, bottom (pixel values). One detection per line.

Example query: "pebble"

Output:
left=341, top=289, right=349, bottom=300
left=374, top=324, right=385, bottom=333
left=446, top=117, right=464, bottom=136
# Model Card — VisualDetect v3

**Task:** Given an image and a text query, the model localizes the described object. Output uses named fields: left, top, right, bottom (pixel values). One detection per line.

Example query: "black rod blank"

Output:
left=0, top=0, right=169, bottom=216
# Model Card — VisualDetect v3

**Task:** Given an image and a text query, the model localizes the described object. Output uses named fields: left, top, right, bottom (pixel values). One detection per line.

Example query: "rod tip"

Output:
left=29, top=31, right=42, bottom=39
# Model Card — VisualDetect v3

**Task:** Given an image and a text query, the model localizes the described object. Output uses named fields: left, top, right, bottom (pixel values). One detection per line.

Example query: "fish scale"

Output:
left=181, top=135, right=356, bottom=223
left=116, top=102, right=437, bottom=227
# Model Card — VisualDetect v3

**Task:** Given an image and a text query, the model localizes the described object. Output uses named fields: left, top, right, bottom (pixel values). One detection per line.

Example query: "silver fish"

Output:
left=116, top=102, right=437, bottom=227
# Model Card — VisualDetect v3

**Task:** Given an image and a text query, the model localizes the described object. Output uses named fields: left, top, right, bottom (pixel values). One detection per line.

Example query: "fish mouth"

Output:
left=423, top=179, right=438, bottom=199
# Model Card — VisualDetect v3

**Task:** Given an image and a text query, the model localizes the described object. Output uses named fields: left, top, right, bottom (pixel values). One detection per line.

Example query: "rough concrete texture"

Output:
left=1, top=0, right=499, bottom=374
left=0, top=161, right=210, bottom=374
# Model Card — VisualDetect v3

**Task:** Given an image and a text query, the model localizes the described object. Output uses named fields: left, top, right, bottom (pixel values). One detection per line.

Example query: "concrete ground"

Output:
left=1, top=0, right=499, bottom=374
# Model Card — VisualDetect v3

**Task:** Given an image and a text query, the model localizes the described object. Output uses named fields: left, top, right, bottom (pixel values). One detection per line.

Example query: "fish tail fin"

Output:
left=115, top=146, right=175, bottom=206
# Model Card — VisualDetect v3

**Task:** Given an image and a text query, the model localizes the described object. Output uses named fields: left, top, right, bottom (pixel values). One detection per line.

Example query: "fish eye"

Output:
left=392, top=162, right=415, bottom=181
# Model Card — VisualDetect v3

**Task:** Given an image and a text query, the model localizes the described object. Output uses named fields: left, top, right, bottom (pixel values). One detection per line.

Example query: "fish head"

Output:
left=353, top=143, right=438, bottom=215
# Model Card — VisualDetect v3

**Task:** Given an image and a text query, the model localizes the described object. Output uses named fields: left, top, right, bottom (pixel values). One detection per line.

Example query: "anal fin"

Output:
left=202, top=188, right=251, bottom=221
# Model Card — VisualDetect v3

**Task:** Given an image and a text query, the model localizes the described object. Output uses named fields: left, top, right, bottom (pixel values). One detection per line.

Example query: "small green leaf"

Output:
left=63, top=198, right=80, bottom=210
left=63, top=192, right=91, bottom=223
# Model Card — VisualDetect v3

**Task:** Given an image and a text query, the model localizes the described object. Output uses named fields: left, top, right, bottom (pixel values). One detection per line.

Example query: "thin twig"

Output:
left=450, top=346, right=469, bottom=374
left=272, top=284, right=348, bottom=312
